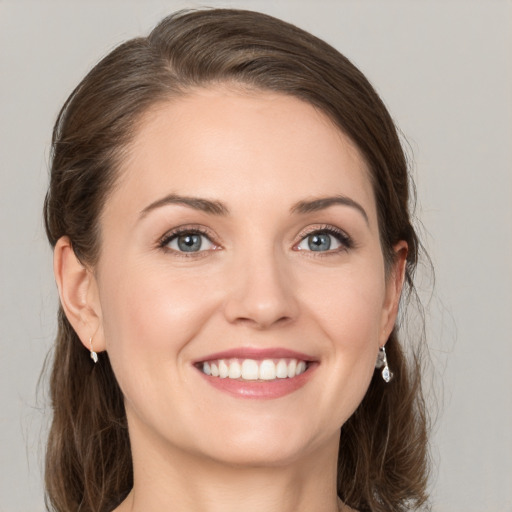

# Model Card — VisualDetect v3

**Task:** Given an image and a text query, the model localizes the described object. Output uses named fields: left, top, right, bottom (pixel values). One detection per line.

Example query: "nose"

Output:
left=223, top=247, right=299, bottom=329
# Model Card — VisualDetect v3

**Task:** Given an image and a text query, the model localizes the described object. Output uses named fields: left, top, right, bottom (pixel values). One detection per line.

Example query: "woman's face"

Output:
left=91, top=87, right=404, bottom=467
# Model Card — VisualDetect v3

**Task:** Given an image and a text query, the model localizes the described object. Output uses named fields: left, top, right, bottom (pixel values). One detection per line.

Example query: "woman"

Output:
left=43, top=8, right=429, bottom=512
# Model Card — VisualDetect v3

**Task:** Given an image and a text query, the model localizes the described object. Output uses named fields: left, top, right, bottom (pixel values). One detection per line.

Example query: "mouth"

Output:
left=196, top=357, right=309, bottom=381
left=193, top=348, right=317, bottom=399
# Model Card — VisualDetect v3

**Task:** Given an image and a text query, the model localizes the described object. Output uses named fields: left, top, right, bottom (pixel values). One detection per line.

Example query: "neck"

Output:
left=117, top=419, right=342, bottom=512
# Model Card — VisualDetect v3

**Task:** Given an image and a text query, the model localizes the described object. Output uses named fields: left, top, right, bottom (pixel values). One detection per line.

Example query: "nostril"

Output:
left=231, top=313, right=293, bottom=329
left=222, top=262, right=300, bottom=327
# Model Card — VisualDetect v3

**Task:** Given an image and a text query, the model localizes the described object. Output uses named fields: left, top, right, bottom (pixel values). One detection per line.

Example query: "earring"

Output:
left=89, top=337, right=98, bottom=364
left=375, top=346, right=393, bottom=383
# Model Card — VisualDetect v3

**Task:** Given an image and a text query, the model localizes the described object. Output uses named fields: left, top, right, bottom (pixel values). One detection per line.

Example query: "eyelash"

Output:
left=294, top=225, right=354, bottom=254
left=157, top=224, right=354, bottom=256
left=158, top=225, right=219, bottom=257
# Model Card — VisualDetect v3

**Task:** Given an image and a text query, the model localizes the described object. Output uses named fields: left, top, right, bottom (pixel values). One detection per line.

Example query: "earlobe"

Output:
left=380, top=241, right=408, bottom=345
left=53, top=236, right=105, bottom=353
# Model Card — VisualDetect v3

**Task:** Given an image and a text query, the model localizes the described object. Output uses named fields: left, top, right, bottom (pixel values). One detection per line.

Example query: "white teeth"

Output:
left=276, top=360, right=288, bottom=379
left=228, top=360, right=241, bottom=379
left=296, top=361, right=306, bottom=376
left=241, top=359, right=259, bottom=380
left=259, top=359, right=276, bottom=380
left=201, top=358, right=308, bottom=381
left=287, top=359, right=297, bottom=378
left=219, top=360, right=229, bottom=378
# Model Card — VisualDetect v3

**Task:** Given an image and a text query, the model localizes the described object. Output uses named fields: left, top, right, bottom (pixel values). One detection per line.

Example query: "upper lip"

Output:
left=193, top=347, right=317, bottom=364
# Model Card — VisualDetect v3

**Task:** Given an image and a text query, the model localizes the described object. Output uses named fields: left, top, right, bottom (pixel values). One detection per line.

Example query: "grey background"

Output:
left=1, top=0, right=511, bottom=510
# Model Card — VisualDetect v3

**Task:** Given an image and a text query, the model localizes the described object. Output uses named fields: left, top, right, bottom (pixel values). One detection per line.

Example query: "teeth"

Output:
left=260, top=359, right=276, bottom=380
left=296, top=361, right=306, bottom=375
left=287, top=359, right=297, bottom=378
left=201, top=358, right=308, bottom=381
left=228, top=360, right=241, bottom=379
left=241, top=359, right=259, bottom=380
left=219, top=360, right=229, bottom=378
left=276, top=360, right=288, bottom=379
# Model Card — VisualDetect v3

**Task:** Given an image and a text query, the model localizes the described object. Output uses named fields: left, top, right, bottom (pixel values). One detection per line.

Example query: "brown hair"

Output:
left=44, top=8, right=430, bottom=512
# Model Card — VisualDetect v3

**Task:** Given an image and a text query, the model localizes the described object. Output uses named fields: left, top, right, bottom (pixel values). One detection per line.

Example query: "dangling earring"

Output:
left=89, top=337, right=98, bottom=364
left=375, top=346, right=393, bottom=382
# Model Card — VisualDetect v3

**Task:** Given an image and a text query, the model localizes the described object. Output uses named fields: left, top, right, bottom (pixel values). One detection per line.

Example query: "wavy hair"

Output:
left=43, top=9, right=430, bottom=511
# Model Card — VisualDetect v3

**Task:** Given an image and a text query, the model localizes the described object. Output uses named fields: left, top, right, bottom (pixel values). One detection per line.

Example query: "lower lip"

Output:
left=196, top=363, right=317, bottom=399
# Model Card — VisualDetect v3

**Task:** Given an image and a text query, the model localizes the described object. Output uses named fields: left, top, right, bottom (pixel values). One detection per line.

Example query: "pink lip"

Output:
left=193, top=347, right=316, bottom=364
left=193, top=347, right=318, bottom=400
left=197, top=364, right=317, bottom=399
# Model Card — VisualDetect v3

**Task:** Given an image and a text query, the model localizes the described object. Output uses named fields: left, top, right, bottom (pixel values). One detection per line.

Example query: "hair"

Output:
left=43, top=8, right=430, bottom=512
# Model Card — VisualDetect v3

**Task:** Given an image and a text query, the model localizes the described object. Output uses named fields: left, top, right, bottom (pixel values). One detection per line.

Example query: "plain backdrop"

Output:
left=1, top=1, right=511, bottom=510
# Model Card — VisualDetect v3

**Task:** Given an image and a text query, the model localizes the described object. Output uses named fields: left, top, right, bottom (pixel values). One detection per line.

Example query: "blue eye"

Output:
left=164, top=232, right=215, bottom=253
left=296, top=229, right=350, bottom=252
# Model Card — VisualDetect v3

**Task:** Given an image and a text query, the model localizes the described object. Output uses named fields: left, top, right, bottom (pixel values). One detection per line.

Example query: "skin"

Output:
left=54, top=87, right=406, bottom=512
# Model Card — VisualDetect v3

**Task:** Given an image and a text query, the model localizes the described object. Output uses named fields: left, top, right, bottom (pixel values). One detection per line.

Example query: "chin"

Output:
left=189, top=415, right=339, bottom=469
left=202, top=440, right=318, bottom=469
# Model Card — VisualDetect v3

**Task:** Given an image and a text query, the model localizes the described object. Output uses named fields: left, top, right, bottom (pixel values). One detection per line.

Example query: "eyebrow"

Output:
left=290, top=195, right=369, bottom=225
left=139, top=194, right=229, bottom=218
left=139, top=193, right=369, bottom=225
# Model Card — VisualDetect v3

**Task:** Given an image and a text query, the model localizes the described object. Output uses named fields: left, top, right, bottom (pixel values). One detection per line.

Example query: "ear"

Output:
left=53, top=236, right=105, bottom=353
left=379, top=241, right=408, bottom=345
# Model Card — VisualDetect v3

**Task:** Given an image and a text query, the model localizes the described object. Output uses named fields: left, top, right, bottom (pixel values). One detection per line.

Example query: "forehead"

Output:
left=107, top=87, right=377, bottom=224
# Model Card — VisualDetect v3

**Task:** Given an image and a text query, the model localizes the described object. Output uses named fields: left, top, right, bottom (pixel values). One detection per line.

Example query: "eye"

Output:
left=162, top=230, right=216, bottom=253
left=295, top=227, right=352, bottom=253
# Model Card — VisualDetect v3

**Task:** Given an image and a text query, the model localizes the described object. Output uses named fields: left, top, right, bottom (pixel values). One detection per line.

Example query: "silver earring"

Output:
left=375, top=346, right=393, bottom=383
left=89, top=337, right=98, bottom=364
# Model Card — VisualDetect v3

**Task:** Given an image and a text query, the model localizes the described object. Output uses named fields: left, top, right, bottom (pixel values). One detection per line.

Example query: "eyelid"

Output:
left=293, top=224, right=354, bottom=252
left=156, top=223, right=353, bottom=255
left=157, top=224, right=222, bottom=253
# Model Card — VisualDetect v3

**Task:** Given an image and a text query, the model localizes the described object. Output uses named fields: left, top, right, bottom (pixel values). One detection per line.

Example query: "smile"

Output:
left=200, top=358, right=308, bottom=381
left=194, top=348, right=317, bottom=399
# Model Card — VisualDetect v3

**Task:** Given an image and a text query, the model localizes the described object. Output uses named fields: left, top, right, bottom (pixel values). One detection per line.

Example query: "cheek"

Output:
left=300, top=263, right=387, bottom=348
left=298, top=262, right=386, bottom=398
left=97, top=262, right=223, bottom=376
